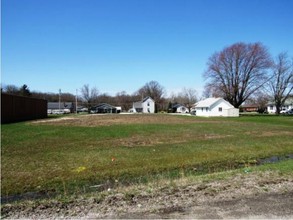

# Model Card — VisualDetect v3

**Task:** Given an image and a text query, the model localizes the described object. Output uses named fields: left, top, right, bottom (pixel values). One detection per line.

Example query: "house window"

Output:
left=219, top=107, right=222, bottom=112
left=202, top=108, right=204, bottom=112
left=147, top=102, right=150, bottom=106
left=206, top=107, right=208, bottom=112
left=270, top=106, right=273, bottom=110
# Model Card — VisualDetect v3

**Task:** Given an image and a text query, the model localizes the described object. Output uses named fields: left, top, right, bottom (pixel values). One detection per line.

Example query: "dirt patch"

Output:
left=31, top=114, right=222, bottom=127
left=31, top=117, right=76, bottom=124
left=2, top=171, right=292, bottom=219
left=245, top=130, right=292, bottom=137
left=31, top=114, right=232, bottom=147
left=107, top=133, right=232, bottom=147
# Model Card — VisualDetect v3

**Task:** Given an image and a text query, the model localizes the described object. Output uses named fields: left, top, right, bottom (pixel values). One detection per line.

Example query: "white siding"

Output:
left=176, top=106, right=189, bottom=113
left=267, top=98, right=293, bottom=114
left=196, top=107, right=210, bottom=117
left=267, top=105, right=276, bottom=114
left=195, top=98, right=239, bottom=117
left=132, top=97, right=155, bottom=113
left=142, top=98, right=155, bottom=113
left=267, top=104, right=293, bottom=114
left=209, top=101, right=235, bottom=116
left=223, top=108, right=239, bottom=117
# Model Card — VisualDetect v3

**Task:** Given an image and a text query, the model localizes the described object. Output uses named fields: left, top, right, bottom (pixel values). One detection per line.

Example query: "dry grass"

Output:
left=31, top=114, right=221, bottom=126
left=2, top=161, right=293, bottom=218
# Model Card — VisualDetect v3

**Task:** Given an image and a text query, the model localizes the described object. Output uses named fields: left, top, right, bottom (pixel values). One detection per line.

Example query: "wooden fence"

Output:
left=1, top=93, right=47, bottom=123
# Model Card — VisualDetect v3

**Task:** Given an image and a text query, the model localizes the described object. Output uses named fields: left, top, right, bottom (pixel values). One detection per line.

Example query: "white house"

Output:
left=267, top=98, right=293, bottom=114
left=130, top=96, right=155, bottom=113
left=171, top=104, right=189, bottom=113
left=194, top=98, right=239, bottom=117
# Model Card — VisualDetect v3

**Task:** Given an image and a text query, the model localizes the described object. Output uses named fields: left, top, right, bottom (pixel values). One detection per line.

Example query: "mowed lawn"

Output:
left=1, top=114, right=293, bottom=197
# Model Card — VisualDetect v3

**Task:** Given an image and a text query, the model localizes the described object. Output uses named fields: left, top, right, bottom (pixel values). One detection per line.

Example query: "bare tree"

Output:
left=2, top=84, right=32, bottom=97
left=268, top=52, right=293, bottom=114
left=115, top=91, right=134, bottom=112
left=201, top=83, right=223, bottom=99
left=171, top=88, right=198, bottom=111
left=31, top=91, right=76, bottom=102
left=136, top=81, right=165, bottom=112
left=97, top=93, right=115, bottom=105
left=80, top=84, right=99, bottom=112
left=256, top=92, right=271, bottom=113
left=182, top=88, right=198, bottom=110
left=203, top=42, right=272, bottom=108
left=2, top=84, right=19, bottom=95
left=245, top=91, right=270, bottom=113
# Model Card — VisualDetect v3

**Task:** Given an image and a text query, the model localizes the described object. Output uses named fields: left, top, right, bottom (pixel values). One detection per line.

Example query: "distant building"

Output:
left=194, top=98, right=239, bottom=117
left=130, top=97, right=155, bottom=113
left=91, top=103, right=120, bottom=114
left=170, top=103, right=189, bottom=113
left=47, top=102, right=75, bottom=114
left=241, top=104, right=259, bottom=112
left=77, top=106, right=88, bottom=113
left=267, top=98, right=293, bottom=114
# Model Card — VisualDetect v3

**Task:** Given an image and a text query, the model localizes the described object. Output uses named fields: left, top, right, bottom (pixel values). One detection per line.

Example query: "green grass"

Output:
left=253, top=157, right=293, bottom=173
left=171, top=158, right=293, bottom=190
left=1, top=114, right=293, bottom=198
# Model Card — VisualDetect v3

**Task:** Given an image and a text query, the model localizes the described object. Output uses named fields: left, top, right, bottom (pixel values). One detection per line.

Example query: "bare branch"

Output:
left=268, top=52, right=293, bottom=114
left=203, top=42, right=272, bottom=107
left=80, top=84, right=99, bottom=112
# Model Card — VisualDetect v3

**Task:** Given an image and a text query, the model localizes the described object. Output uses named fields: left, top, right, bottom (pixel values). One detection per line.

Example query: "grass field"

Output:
left=1, top=114, right=293, bottom=199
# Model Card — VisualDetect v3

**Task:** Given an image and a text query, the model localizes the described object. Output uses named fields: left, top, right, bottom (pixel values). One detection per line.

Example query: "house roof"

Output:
left=241, top=104, right=259, bottom=108
left=195, top=98, right=234, bottom=108
left=133, top=96, right=155, bottom=106
left=48, top=102, right=74, bottom=109
left=92, top=103, right=116, bottom=110
left=142, top=96, right=154, bottom=103
left=172, top=103, right=185, bottom=108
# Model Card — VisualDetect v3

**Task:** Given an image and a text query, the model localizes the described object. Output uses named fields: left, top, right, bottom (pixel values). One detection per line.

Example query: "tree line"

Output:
left=1, top=81, right=198, bottom=113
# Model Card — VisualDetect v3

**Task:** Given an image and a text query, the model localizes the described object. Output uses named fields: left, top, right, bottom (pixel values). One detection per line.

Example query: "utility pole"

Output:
left=76, top=89, right=78, bottom=114
left=59, top=89, right=61, bottom=112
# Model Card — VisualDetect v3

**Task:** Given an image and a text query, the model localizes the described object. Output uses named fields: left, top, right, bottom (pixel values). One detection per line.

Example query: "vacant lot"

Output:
left=1, top=114, right=293, bottom=201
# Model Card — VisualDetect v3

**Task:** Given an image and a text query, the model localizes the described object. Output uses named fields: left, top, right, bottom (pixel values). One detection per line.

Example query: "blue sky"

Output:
left=2, top=0, right=293, bottom=96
